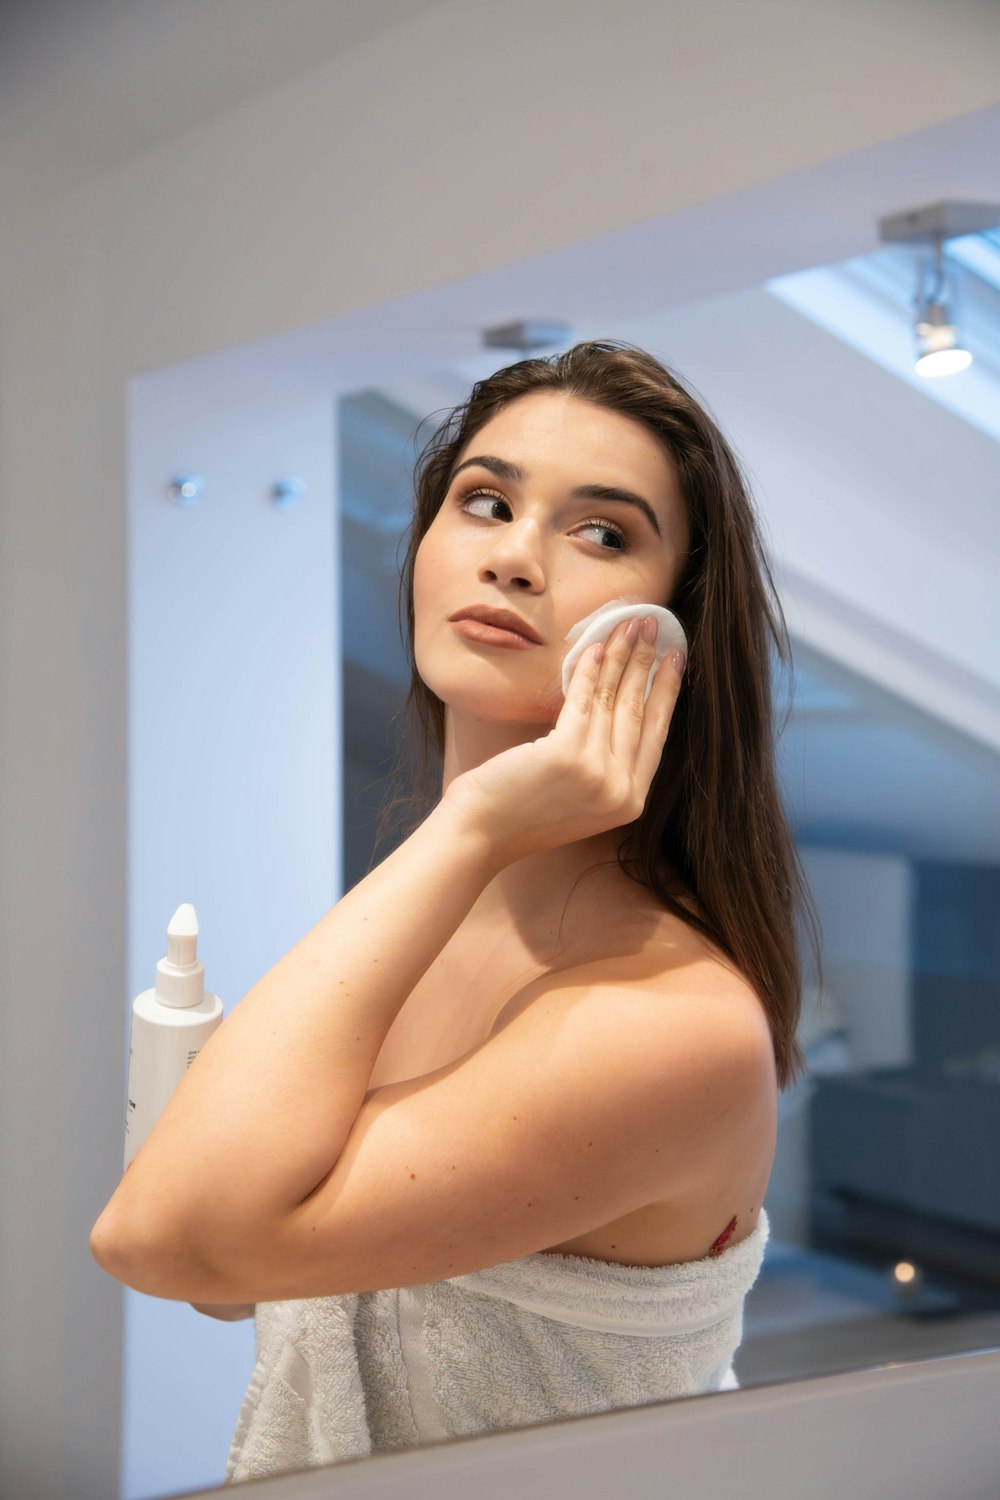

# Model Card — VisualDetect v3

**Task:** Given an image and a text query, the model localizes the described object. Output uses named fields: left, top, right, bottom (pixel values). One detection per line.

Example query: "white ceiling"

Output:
left=0, top=0, right=444, bottom=211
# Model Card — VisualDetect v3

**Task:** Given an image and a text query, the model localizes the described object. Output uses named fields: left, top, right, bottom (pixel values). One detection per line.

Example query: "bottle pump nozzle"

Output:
left=154, top=903, right=206, bottom=1008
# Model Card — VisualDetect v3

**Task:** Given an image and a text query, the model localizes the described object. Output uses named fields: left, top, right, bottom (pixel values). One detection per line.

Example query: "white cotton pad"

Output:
left=561, top=597, right=688, bottom=703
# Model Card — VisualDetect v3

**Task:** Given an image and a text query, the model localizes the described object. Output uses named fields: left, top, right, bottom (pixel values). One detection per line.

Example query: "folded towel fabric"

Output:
left=225, top=1207, right=769, bottom=1484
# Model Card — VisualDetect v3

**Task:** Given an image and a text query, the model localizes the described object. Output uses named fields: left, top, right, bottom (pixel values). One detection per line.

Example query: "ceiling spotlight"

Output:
left=879, top=201, right=1000, bottom=379
left=914, top=298, right=972, bottom=379
left=910, top=232, right=971, bottom=378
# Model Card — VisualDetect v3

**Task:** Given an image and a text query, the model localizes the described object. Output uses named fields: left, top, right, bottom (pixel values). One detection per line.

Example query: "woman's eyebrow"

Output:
left=449, top=454, right=662, bottom=538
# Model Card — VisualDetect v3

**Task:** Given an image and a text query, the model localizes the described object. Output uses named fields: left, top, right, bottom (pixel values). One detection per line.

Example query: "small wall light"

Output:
left=167, top=475, right=205, bottom=506
left=272, top=478, right=305, bottom=509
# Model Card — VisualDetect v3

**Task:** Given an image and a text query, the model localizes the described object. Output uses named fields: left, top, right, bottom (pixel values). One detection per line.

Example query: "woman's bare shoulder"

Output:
left=594, top=873, right=758, bottom=995
left=493, top=886, right=769, bottom=1048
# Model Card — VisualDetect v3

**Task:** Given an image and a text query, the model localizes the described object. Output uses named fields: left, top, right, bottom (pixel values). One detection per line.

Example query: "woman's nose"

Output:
left=477, top=517, right=545, bottom=589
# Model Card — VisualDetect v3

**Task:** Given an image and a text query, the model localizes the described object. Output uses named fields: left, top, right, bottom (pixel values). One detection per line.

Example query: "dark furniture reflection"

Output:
left=810, top=1067, right=1000, bottom=1288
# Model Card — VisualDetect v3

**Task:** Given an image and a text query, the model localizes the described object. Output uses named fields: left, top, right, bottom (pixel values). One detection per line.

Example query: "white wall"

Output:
left=798, top=848, right=915, bottom=1071
left=766, top=848, right=914, bottom=1246
left=123, top=378, right=338, bottom=1497
left=2, top=3, right=1000, bottom=1498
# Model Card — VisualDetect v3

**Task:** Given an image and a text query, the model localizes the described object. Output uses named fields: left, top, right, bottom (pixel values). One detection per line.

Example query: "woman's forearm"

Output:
left=92, top=797, right=504, bottom=1264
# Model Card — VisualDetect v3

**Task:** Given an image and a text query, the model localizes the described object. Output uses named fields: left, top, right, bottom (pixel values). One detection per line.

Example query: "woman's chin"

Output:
left=430, top=681, right=559, bottom=727
left=417, top=651, right=567, bottom=724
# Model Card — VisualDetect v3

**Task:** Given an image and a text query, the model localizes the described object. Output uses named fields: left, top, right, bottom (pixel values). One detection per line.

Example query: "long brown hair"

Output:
left=374, top=339, right=821, bottom=1091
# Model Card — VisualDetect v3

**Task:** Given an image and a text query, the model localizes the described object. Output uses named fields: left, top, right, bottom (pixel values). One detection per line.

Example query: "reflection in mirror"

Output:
left=117, top=329, right=999, bottom=1499
left=220, top=345, right=804, bottom=1484
left=329, top=359, right=1000, bottom=1481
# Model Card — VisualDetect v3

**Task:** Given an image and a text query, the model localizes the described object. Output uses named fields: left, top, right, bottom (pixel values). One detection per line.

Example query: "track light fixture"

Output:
left=879, top=201, right=1000, bottom=379
left=912, top=234, right=971, bottom=378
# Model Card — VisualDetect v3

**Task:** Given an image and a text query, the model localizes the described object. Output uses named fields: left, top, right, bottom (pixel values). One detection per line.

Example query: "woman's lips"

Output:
left=450, top=618, right=540, bottom=650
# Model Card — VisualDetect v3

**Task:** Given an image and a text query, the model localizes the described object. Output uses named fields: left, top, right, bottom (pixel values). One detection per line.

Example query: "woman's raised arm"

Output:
left=90, top=797, right=506, bottom=1298
left=90, top=616, right=683, bottom=1305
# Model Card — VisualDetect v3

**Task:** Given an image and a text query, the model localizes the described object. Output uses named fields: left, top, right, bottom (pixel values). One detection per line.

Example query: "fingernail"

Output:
left=640, top=616, right=656, bottom=643
left=671, top=650, right=687, bottom=675
left=624, top=617, right=640, bottom=646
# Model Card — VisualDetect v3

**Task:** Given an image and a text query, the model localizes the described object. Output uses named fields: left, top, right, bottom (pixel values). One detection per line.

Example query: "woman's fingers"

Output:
left=614, top=616, right=661, bottom=762
left=562, top=613, right=685, bottom=808
left=586, top=614, right=685, bottom=795
left=586, top=616, right=652, bottom=760
left=633, top=646, right=685, bottom=791
left=558, top=635, right=607, bottom=745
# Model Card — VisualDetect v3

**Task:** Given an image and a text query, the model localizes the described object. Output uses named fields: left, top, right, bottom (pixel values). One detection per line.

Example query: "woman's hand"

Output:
left=442, top=615, right=686, bottom=866
left=190, top=1302, right=256, bottom=1321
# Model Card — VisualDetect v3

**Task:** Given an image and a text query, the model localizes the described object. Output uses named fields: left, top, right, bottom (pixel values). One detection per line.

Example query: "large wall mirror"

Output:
left=340, top=333, right=1000, bottom=1392
left=117, top=144, right=999, bottom=1499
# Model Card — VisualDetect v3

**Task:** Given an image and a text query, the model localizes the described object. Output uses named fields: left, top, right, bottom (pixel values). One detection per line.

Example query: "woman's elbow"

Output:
left=88, top=1211, right=197, bottom=1299
left=90, top=1214, right=125, bottom=1278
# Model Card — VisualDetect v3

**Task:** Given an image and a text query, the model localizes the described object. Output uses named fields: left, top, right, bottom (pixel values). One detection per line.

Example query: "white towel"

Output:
left=225, top=1208, right=769, bottom=1484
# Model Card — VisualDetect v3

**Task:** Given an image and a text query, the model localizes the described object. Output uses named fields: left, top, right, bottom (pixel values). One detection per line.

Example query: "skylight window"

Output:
left=766, top=232, right=1000, bottom=444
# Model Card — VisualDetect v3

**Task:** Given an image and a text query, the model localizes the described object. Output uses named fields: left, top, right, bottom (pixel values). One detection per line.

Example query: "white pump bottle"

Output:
left=123, top=903, right=224, bottom=1172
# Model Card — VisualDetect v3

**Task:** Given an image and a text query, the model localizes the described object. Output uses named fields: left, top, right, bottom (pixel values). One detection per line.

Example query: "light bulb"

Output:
left=914, top=306, right=972, bottom=378
left=915, top=347, right=973, bottom=377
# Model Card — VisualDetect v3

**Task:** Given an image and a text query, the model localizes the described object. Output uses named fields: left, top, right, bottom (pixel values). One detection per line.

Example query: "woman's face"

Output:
left=413, top=390, right=691, bottom=725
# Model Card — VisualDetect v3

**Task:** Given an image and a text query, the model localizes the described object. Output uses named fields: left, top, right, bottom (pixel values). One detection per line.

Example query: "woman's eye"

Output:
left=576, top=519, right=628, bottom=551
left=460, top=489, right=629, bottom=552
left=461, top=488, right=509, bottom=521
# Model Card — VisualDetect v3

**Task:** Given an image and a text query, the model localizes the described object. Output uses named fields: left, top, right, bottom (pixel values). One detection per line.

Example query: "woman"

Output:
left=385, top=336, right=817, bottom=1103
left=355, top=337, right=821, bottom=1265
left=92, top=339, right=821, bottom=1473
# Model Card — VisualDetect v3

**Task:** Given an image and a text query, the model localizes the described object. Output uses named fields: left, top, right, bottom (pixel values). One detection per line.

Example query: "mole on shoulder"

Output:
left=708, top=1215, right=738, bottom=1256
